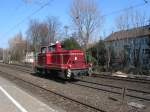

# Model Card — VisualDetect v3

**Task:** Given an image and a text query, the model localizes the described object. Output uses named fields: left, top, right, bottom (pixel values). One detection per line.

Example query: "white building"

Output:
left=23, top=52, right=34, bottom=64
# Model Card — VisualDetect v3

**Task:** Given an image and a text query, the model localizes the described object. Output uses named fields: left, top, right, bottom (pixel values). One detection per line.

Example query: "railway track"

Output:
left=3, top=63, right=150, bottom=85
left=70, top=79, right=150, bottom=101
left=0, top=63, right=150, bottom=102
left=92, top=73, right=150, bottom=85
left=76, top=78, right=150, bottom=94
left=0, top=70, right=106, bottom=112
left=0, top=63, right=32, bottom=73
left=10, top=63, right=31, bottom=68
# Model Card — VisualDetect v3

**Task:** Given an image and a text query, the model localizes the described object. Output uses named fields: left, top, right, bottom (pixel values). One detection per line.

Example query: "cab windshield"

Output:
left=48, top=45, right=55, bottom=52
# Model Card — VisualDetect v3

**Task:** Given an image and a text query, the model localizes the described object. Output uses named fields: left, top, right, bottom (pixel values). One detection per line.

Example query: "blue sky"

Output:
left=0, top=0, right=150, bottom=48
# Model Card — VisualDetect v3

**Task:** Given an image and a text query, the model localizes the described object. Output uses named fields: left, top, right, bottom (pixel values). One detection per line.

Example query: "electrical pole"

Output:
left=64, top=25, right=69, bottom=38
left=2, top=48, right=4, bottom=63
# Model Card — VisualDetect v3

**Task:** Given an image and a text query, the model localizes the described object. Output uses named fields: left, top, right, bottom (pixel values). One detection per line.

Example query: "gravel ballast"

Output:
left=0, top=65, right=150, bottom=112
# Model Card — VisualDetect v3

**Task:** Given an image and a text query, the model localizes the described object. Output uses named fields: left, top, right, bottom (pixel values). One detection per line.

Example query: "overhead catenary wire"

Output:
left=100, top=0, right=149, bottom=36
left=143, top=0, right=148, bottom=4
left=1, top=0, right=149, bottom=39
left=0, top=0, right=53, bottom=38
left=102, top=0, right=149, bottom=18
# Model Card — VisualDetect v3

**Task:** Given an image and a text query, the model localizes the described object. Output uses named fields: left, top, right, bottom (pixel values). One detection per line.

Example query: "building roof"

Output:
left=105, top=25, right=150, bottom=42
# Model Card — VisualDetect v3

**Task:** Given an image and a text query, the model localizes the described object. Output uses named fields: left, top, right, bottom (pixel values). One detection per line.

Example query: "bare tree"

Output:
left=70, top=0, right=104, bottom=49
left=106, top=46, right=114, bottom=71
left=47, top=16, right=60, bottom=43
left=3, top=48, right=10, bottom=63
left=8, top=32, right=26, bottom=62
left=26, top=18, right=60, bottom=52
left=26, top=19, right=48, bottom=52
left=115, top=8, right=148, bottom=30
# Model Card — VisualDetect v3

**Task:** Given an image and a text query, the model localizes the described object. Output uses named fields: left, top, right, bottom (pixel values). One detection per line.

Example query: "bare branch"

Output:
left=47, top=16, right=60, bottom=43
left=70, top=0, right=104, bottom=48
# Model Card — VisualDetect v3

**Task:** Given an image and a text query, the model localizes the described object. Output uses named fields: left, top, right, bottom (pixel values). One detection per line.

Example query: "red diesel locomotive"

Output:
left=33, top=41, right=92, bottom=79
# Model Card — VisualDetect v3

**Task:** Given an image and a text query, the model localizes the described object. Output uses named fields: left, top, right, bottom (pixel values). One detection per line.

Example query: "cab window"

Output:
left=48, top=45, right=55, bottom=52
left=41, top=47, right=47, bottom=53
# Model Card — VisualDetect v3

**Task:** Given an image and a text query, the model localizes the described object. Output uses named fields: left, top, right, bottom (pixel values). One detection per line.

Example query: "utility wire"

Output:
left=102, top=1, right=149, bottom=17
left=1, top=0, right=149, bottom=39
left=1, top=0, right=53, bottom=38
left=143, top=0, right=148, bottom=4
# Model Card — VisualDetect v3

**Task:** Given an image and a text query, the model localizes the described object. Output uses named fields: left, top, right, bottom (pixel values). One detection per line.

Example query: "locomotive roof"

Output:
left=49, top=43, right=55, bottom=46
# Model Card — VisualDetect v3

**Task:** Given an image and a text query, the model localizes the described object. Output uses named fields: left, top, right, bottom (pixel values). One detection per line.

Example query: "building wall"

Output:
left=105, top=36, right=150, bottom=68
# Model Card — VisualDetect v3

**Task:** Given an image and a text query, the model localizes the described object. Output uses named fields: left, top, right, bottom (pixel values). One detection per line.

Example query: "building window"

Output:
left=135, top=39, right=138, bottom=45
left=141, top=39, right=144, bottom=44
left=143, top=59, right=149, bottom=64
left=144, top=38, right=147, bottom=44
left=134, top=49, right=139, bottom=54
left=114, top=41, right=117, bottom=47
left=143, top=49, right=150, bottom=54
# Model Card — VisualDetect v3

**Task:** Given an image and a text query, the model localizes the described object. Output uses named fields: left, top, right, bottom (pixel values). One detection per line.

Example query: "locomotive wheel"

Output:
left=42, top=69, right=48, bottom=75
left=33, top=67, right=42, bottom=76
left=34, top=67, right=45, bottom=75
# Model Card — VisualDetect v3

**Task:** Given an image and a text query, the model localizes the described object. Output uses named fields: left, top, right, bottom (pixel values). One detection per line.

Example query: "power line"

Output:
left=1, top=0, right=53, bottom=38
left=143, top=0, right=148, bottom=4
left=23, top=0, right=50, bottom=6
left=1, top=0, right=149, bottom=39
left=102, top=1, right=149, bottom=17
